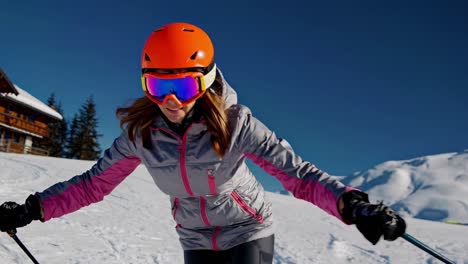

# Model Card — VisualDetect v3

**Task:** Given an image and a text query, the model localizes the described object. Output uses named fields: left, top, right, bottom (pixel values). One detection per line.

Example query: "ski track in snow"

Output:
left=326, top=234, right=390, bottom=264
left=0, top=153, right=467, bottom=263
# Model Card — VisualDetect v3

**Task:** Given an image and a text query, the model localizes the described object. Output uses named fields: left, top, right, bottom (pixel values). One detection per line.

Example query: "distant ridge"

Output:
left=341, top=150, right=468, bottom=223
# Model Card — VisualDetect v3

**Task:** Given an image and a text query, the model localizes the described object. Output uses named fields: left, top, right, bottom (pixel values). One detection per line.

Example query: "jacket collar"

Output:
left=153, top=105, right=206, bottom=137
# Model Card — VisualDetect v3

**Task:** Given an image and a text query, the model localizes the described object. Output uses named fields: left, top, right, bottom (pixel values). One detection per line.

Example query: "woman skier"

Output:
left=0, top=22, right=406, bottom=264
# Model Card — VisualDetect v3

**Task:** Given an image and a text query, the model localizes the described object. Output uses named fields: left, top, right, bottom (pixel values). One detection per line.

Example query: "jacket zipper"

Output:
left=199, top=196, right=211, bottom=226
left=200, top=196, right=220, bottom=250
left=200, top=196, right=221, bottom=250
left=153, top=122, right=222, bottom=249
left=231, top=191, right=264, bottom=224
left=207, top=169, right=217, bottom=195
left=179, top=144, right=194, bottom=196
left=152, top=126, right=195, bottom=196
left=212, top=226, right=221, bottom=251
left=181, top=125, right=195, bottom=196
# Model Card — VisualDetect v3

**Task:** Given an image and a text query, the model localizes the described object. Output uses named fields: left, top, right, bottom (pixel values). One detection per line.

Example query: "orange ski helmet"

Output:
left=141, top=22, right=215, bottom=71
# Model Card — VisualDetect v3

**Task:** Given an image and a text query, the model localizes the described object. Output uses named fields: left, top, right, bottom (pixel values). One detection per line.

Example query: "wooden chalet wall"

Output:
left=0, top=99, right=50, bottom=138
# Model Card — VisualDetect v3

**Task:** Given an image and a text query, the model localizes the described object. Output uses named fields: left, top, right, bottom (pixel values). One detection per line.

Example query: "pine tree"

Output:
left=46, top=93, right=67, bottom=157
left=65, top=114, right=80, bottom=159
left=76, top=96, right=101, bottom=160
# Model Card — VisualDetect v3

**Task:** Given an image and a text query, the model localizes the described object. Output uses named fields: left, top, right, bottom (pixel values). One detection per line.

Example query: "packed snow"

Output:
left=0, top=152, right=466, bottom=263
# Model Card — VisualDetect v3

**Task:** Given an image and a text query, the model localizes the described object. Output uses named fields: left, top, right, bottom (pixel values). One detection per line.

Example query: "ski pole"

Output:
left=402, top=233, right=455, bottom=264
left=6, top=229, right=40, bottom=264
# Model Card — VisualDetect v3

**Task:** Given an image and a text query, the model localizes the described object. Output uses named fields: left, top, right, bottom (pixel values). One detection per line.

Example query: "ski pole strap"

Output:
left=402, top=233, right=455, bottom=264
left=6, top=230, right=40, bottom=264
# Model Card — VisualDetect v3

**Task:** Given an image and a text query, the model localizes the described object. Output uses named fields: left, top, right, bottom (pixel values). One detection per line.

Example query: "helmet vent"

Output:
left=145, top=53, right=151, bottom=62
left=190, top=51, right=198, bottom=60
left=183, top=28, right=195, bottom=32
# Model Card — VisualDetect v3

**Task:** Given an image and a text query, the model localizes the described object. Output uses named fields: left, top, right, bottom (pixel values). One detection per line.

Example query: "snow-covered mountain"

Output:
left=0, top=152, right=466, bottom=263
left=341, top=150, right=468, bottom=223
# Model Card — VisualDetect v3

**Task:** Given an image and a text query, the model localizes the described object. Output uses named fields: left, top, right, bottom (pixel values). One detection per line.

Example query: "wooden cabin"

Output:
left=0, top=68, right=63, bottom=156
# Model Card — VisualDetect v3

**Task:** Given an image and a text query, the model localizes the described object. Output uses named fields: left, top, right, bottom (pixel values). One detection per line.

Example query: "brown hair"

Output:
left=116, top=75, right=231, bottom=157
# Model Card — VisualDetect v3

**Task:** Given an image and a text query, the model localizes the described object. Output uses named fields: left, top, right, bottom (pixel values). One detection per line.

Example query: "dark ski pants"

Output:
left=184, top=235, right=274, bottom=264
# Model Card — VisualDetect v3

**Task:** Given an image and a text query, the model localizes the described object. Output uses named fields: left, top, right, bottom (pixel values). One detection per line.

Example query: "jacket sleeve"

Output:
left=36, top=131, right=142, bottom=221
left=232, top=105, right=355, bottom=223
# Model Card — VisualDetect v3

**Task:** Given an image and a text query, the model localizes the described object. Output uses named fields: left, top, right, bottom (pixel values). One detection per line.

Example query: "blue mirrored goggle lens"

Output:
left=145, top=76, right=200, bottom=102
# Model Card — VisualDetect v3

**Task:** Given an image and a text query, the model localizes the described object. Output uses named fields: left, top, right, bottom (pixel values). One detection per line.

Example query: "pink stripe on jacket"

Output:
left=244, top=152, right=353, bottom=222
left=40, top=156, right=141, bottom=221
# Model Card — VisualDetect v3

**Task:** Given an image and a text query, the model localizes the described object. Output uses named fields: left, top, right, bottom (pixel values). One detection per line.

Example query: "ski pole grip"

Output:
left=6, top=229, right=17, bottom=237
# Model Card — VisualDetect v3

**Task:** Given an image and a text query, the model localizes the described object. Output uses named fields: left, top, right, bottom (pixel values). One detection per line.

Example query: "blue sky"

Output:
left=1, top=1, right=467, bottom=191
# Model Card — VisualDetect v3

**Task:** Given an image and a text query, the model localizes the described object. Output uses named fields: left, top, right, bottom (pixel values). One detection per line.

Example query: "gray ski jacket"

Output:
left=36, top=69, right=354, bottom=250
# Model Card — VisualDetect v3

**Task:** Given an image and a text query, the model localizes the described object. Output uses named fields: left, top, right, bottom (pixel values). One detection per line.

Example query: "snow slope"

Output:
left=341, top=150, right=468, bottom=223
left=0, top=153, right=466, bottom=263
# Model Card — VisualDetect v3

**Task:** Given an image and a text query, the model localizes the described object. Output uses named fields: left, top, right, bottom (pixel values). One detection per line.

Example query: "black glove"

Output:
left=0, top=194, right=42, bottom=232
left=341, top=190, right=406, bottom=245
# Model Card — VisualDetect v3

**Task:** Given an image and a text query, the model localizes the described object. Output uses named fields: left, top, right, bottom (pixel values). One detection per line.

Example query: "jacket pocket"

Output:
left=230, top=191, right=264, bottom=224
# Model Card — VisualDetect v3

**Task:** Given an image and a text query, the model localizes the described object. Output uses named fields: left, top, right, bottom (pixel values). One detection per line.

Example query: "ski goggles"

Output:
left=141, top=64, right=217, bottom=106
